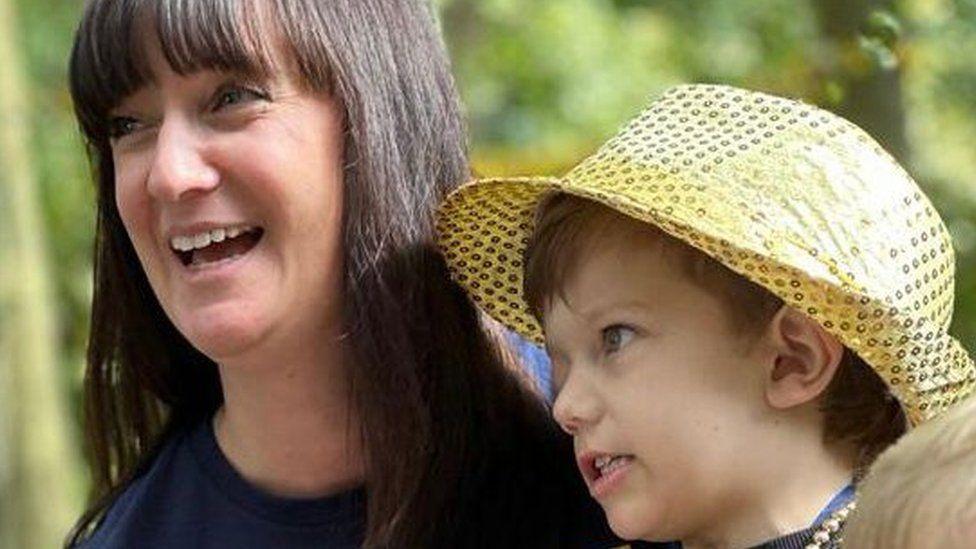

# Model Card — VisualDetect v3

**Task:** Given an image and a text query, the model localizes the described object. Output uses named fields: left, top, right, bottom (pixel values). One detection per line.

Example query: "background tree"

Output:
left=0, top=0, right=83, bottom=547
left=813, top=0, right=910, bottom=162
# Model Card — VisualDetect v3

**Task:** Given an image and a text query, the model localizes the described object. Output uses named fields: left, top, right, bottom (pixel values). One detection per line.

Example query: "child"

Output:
left=435, top=84, right=976, bottom=547
left=843, top=394, right=976, bottom=548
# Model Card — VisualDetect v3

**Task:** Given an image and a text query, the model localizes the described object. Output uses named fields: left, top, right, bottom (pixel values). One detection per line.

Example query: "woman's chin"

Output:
left=176, top=310, right=272, bottom=363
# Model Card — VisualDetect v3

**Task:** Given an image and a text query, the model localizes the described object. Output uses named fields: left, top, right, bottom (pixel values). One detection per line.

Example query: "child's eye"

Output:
left=602, top=325, right=636, bottom=354
left=107, top=116, right=143, bottom=140
left=212, top=84, right=268, bottom=112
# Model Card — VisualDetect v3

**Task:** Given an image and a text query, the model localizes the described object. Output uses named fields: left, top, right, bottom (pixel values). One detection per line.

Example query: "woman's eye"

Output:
left=108, top=116, right=141, bottom=140
left=212, top=85, right=267, bottom=111
left=602, top=325, right=636, bottom=354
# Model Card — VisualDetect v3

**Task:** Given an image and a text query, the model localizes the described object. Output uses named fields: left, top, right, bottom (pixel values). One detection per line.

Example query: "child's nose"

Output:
left=552, top=371, right=601, bottom=435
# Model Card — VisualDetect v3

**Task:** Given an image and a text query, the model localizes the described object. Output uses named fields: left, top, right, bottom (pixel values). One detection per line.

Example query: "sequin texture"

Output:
left=435, top=84, right=975, bottom=425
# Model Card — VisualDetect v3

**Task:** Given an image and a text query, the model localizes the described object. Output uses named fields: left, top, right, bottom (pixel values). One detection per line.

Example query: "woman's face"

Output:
left=109, top=36, right=346, bottom=363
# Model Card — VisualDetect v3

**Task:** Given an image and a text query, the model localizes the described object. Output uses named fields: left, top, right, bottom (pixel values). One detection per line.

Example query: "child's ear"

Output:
left=762, top=306, right=844, bottom=410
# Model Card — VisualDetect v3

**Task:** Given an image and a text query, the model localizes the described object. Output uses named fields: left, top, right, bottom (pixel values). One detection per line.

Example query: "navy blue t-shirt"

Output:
left=74, top=419, right=658, bottom=548
left=74, top=340, right=670, bottom=548
left=76, top=420, right=365, bottom=548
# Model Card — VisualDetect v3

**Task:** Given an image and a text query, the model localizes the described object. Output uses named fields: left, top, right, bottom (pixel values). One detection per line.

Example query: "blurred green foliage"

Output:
left=3, top=0, right=975, bottom=543
left=17, top=0, right=92, bottom=383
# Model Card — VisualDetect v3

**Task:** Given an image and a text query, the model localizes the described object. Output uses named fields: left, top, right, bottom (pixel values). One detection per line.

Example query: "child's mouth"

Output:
left=579, top=451, right=635, bottom=484
left=580, top=452, right=635, bottom=498
left=594, top=454, right=633, bottom=478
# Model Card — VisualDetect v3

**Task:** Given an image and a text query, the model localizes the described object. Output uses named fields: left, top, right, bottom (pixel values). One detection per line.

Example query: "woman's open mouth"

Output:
left=170, top=225, right=265, bottom=269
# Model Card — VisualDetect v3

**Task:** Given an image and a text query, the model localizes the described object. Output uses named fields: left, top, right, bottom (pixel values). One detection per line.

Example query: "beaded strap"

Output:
left=804, top=499, right=856, bottom=549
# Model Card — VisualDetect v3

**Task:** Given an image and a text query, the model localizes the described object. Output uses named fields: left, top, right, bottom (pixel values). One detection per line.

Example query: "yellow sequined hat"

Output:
left=436, top=83, right=975, bottom=425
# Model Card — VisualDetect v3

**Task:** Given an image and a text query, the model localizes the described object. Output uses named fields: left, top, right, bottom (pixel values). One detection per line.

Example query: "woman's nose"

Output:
left=552, top=370, right=602, bottom=436
left=146, top=118, right=220, bottom=202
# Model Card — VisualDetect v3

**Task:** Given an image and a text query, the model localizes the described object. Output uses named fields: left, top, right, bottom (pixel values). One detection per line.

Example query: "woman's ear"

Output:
left=762, top=306, right=844, bottom=410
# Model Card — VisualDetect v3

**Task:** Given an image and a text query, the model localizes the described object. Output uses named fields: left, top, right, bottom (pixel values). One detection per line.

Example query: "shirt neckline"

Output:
left=187, top=417, right=367, bottom=530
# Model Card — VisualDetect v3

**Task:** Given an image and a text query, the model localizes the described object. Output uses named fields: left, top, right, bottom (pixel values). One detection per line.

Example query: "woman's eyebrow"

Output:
left=222, top=66, right=274, bottom=83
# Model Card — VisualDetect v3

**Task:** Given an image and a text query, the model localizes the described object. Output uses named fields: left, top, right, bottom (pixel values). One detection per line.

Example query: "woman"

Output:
left=65, top=0, right=616, bottom=547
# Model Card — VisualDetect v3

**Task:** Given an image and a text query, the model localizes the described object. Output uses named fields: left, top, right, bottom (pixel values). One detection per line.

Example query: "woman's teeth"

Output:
left=170, top=224, right=257, bottom=252
left=594, top=455, right=631, bottom=477
left=169, top=225, right=264, bottom=267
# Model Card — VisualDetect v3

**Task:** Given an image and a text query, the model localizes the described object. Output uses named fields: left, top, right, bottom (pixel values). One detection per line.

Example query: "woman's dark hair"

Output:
left=67, top=1, right=596, bottom=546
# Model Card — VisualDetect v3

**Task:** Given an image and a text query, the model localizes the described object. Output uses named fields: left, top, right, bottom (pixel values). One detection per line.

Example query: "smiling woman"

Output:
left=105, top=36, right=348, bottom=363
left=64, top=0, right=617, bottom=547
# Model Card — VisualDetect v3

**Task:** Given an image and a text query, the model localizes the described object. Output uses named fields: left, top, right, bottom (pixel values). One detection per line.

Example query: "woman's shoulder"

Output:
left=71, top=427, right=192, bottom=548
left=72, top=421, right=365, bottom=549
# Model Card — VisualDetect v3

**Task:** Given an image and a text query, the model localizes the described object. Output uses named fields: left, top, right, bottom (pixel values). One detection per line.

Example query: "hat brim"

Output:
left=436, top=174, right=976, bottom=425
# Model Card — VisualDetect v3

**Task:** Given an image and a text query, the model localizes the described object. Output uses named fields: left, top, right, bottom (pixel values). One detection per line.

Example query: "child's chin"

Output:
left=605, top=505, right=667, bottom=543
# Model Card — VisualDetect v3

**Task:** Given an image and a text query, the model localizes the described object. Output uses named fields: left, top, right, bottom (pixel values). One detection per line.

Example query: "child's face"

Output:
left=543, top=228, right=773, bottom=542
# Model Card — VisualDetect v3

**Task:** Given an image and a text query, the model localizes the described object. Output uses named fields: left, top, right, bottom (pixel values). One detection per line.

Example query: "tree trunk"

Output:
left=813, top=0, right=911, bottom=164
left=0, top=0, right=83, bottom=546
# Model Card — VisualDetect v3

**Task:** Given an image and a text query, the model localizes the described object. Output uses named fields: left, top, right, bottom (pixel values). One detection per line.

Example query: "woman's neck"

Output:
left=213, top=329, right=365, bottom=499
